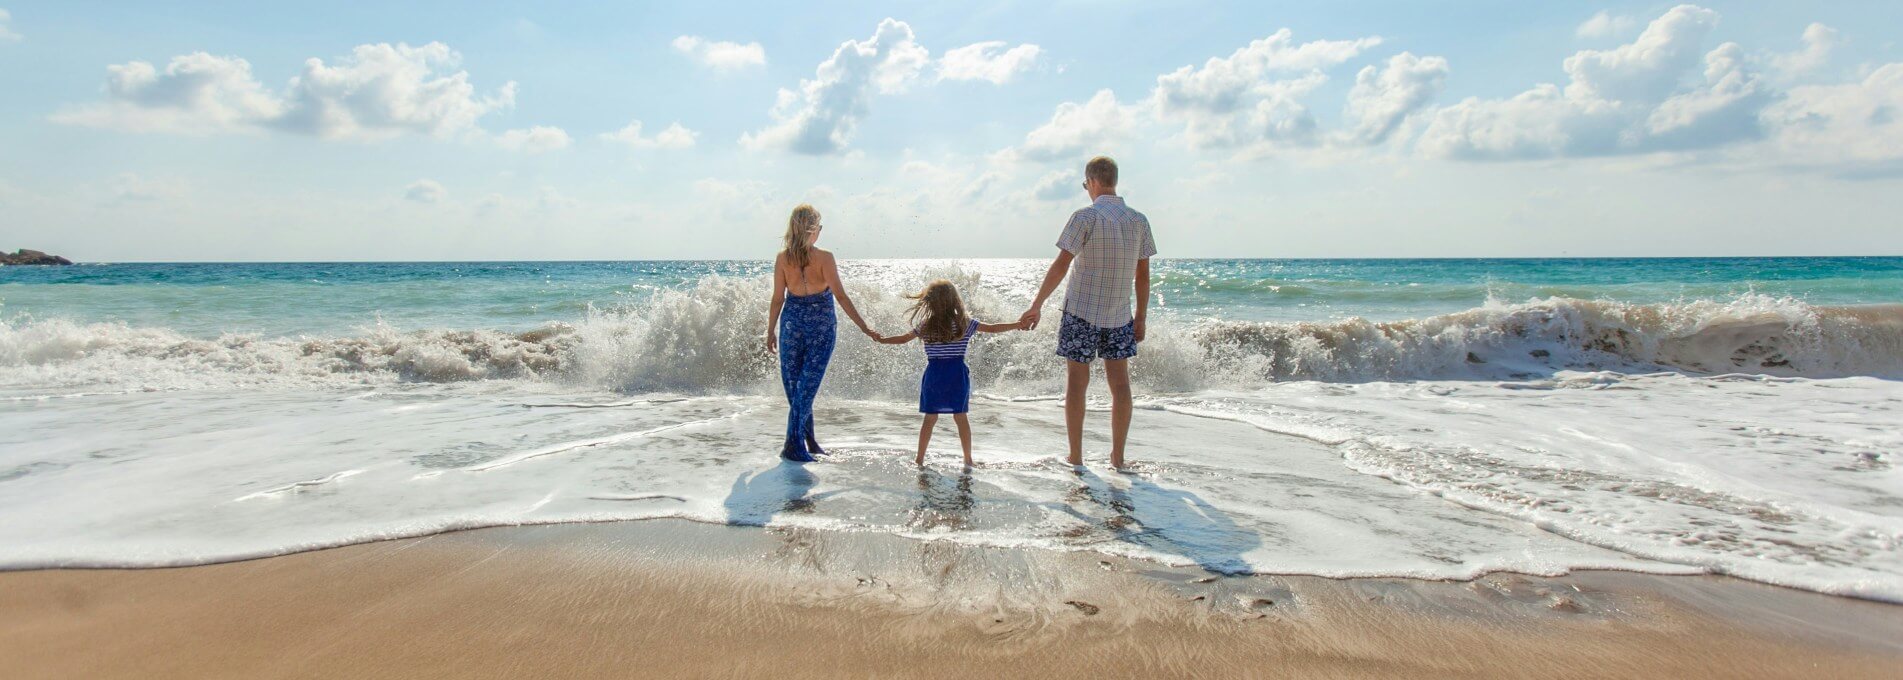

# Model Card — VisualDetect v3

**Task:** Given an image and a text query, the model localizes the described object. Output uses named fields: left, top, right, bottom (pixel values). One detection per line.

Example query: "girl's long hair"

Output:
left=905, top=280, right=969, bottom=344
left=782, top=204, right=820, bottom=268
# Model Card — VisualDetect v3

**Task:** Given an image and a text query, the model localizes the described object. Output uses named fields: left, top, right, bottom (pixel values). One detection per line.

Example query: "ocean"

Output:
left=2, top=258, right=1900, bottom=601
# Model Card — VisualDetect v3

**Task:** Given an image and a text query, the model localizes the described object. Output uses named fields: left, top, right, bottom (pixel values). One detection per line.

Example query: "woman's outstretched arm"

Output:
left=822, top=252, right=877, bottom=339
left=766, top=254, right=787, bottom=354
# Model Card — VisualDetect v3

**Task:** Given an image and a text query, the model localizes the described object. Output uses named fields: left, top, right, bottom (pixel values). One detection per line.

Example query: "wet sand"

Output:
left=2, top=519, right=1899, bottom=679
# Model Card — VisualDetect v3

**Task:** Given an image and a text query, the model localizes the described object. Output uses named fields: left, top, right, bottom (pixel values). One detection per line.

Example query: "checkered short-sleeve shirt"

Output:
left=1056, top=195, right=1156, bottom=328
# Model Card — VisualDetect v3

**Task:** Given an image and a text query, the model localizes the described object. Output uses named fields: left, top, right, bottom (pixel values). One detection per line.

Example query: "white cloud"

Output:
left=1761, top=63, right=1903, bottom=171
left=404, top=179, right=446, bottom=203
left=0, top=9, right=21, bottom=42
left=1563, top=5, right=1718, bottom=103
left=671, top=36, right=766, bottom=71
left=1030, top=169, right=1079, bottom=201
left=1150, top=29, right=1381, bottom=149
left=1576, top=11, right=1637, bottom=40
left=274, top=43, right=516, bottom=140
left=600, top=120, right=698, bottom=150
left=1420, top=5, right=1771, bottom=160
left=741, top=18, right=929, bottom=155
left=1770, top=23, right=1839, bottom=78
left=938, top=41, right=1041, bottom=84
left=1014, top=89, right=1137, bottom=161
left=1343, top=52, right=1449, bottom=145
left=496, top=126, right=572, bottom=154
left=52, top=53, right=284, bottom=134
left=1644, top=42, right=1772, bottom=150
left=54, top=42, right=518, bottom=141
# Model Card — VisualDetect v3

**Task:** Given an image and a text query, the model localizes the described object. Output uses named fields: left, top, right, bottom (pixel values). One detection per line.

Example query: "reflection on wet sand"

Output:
left=908, top=469, right=976, bottom=532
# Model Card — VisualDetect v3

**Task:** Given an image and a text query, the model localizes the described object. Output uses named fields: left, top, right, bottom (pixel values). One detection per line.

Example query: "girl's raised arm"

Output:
left=875, top=330, right=917, bottom=345
left=822, top=252, right=877, bottom=339
left=976, top=320, right=1025, bottom=333
left=765, top=254, right=787, bottom=354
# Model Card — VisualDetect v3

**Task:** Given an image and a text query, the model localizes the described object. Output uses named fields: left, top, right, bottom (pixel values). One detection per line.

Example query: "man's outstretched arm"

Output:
left=1020, top=250, right=1075, bottom=329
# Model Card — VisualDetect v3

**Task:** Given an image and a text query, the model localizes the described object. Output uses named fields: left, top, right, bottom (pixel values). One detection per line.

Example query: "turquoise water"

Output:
left=4, top=257, right=1900, bottom=337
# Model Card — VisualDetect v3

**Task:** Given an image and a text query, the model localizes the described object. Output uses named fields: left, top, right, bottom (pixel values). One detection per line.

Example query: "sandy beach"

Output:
left=4, top=519, right=1898, bottom=679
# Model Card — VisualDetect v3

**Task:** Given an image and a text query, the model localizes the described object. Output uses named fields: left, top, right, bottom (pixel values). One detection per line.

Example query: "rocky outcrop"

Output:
left=0, top=249, right=73, bottom=265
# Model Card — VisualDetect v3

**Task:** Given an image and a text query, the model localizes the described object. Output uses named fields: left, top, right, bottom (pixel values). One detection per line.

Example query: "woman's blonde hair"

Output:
left=905, top=279, right=969, bottom=344
left=782, top=204, right=821, bottom=268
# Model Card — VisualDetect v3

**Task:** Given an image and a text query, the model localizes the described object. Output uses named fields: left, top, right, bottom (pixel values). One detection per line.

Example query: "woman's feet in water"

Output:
left=780, top=441, right=817, bottom=463
left=781, top=431, right=829, bottom=463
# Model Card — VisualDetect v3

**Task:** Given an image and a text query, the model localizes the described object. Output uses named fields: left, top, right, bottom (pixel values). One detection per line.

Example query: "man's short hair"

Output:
left=1085, top=156, right=1118, bottom=188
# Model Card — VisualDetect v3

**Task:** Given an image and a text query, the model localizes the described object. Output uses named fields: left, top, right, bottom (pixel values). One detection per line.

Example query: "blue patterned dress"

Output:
left=778, top=289, right=836, bottom=461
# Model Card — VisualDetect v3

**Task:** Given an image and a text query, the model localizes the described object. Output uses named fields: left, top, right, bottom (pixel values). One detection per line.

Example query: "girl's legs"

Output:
left=916, top=414, right=938, bottom=466
left=952, top=413, right=972, bottom=468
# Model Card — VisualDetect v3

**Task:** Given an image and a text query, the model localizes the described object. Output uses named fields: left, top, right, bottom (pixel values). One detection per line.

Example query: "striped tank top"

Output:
left=921, top=319, right=980, bottom=360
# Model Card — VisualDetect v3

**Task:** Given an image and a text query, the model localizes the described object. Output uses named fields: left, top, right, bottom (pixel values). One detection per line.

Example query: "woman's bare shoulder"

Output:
left=810, top=247, right=836, bottom=263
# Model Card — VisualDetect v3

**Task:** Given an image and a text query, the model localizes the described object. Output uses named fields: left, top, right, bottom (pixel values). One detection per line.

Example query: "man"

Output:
left=1019, top=156, right=1156, bottom=470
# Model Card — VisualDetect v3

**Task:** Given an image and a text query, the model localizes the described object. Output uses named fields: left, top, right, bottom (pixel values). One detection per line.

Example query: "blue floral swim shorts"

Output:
left=1057, top=312, right=1137, bottom=364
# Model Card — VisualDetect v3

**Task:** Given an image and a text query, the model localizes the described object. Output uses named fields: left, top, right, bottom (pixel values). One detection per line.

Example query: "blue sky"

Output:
left=2, top=1, right=1900, bottom=261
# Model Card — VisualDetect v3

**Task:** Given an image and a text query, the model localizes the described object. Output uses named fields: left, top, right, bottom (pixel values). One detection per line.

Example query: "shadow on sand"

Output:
left=721, top=461, right=819, bottom=527
left=1059, top=469, right=1261, bottom=575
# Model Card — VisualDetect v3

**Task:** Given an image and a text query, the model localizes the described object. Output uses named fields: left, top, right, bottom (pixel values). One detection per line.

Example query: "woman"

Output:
left=766, top=204, right=876, bottom=462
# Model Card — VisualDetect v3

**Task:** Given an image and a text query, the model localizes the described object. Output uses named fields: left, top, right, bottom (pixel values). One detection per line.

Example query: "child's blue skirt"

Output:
left=919, top=358, right=971, bottom=414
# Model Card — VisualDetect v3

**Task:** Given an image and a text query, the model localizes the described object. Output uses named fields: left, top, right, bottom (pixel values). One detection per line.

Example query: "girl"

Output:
left=766, top=204, right=877, bottom=463
left=875, top=280, right=1023, bottom=467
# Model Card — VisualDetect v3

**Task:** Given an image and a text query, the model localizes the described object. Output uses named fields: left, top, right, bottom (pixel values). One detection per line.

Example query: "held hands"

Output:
left=1018, top=306, right=1042, bottom=330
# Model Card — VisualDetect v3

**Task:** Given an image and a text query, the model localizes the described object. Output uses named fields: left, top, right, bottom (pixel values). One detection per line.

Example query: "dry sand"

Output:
left=2, top=519, right=1899, bottom=679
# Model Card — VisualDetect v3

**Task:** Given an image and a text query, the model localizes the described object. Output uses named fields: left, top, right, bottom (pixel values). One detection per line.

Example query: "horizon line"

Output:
left=14, top=255, right=1903, bottom=265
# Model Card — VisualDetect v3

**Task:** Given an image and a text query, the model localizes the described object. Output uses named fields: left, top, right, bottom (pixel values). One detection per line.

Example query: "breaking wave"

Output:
left=2, top=274, right=1899, bottom=393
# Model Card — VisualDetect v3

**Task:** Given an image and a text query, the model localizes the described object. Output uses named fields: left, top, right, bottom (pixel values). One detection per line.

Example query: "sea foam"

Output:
left=3, top=274, right=1898, bottom=393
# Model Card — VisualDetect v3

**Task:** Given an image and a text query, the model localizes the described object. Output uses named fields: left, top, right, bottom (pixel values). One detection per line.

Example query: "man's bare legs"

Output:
left=1104, top=358, right=1133, bottom=469
left=916, top=414, right=937, bottom=466
left=1065, top=360, right=1089, bottom=466
left=952, top=413, right=972, bottom=468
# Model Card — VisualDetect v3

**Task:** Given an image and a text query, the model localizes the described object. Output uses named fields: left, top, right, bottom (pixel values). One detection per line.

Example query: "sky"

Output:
left=1, top=1, right=1900, bottom=261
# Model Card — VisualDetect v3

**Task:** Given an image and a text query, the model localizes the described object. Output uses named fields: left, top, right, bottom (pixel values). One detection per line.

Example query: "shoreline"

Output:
left=3, top=519, right=1897, bottom=679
